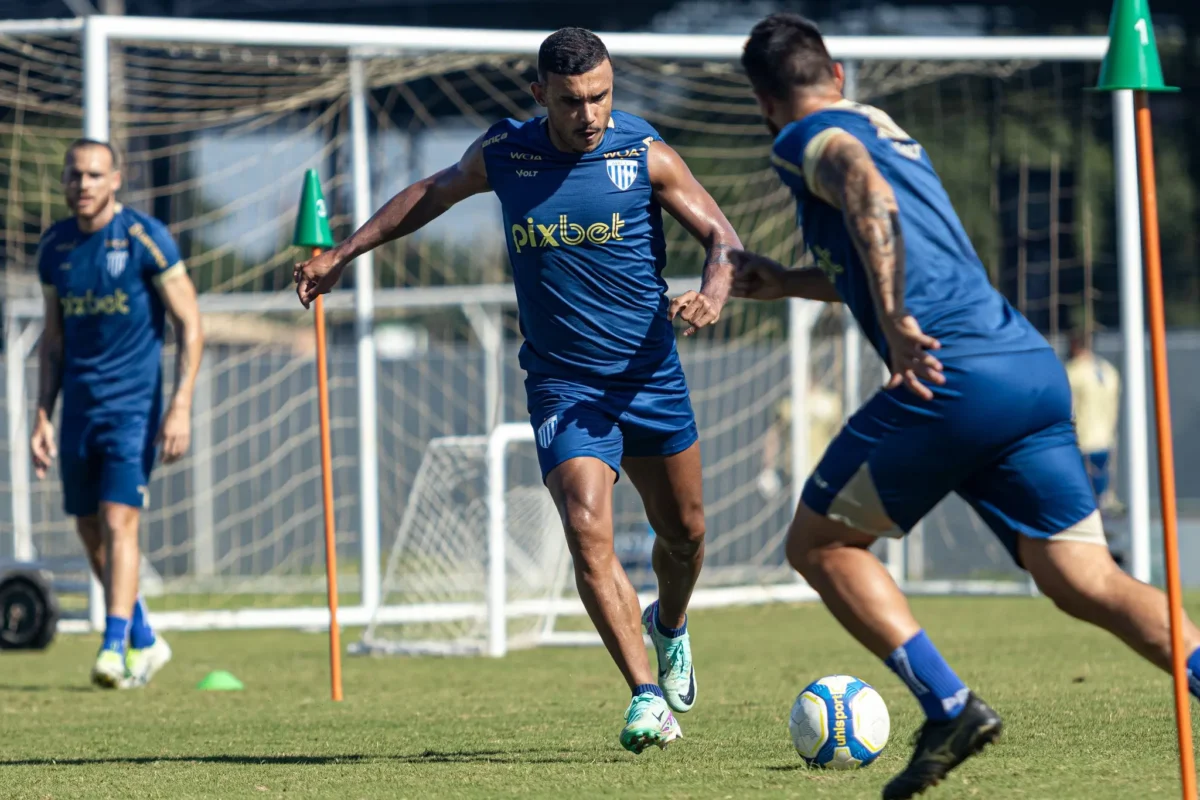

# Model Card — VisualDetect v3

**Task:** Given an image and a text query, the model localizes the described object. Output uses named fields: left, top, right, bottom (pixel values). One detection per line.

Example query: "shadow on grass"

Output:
left=0, top=685, right=96, bottom=693
left=396, top=748, right=626, bottom=765
left=1, top=748, right=627, bottom=767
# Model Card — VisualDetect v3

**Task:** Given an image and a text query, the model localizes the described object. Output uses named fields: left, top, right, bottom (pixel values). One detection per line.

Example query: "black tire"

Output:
left=0, top=569, right=60, bottom=650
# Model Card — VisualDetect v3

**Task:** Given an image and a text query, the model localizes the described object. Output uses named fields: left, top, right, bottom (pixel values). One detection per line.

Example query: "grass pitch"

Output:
left=3, top=596, right=1198, bottom=799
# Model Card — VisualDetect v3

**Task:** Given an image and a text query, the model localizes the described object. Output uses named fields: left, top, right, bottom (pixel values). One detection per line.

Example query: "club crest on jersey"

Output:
left=106, top=250, right=129, bottom=278
left=536, top=415, right=558, bottom=449
left=606, top=159, right=639, bottom=191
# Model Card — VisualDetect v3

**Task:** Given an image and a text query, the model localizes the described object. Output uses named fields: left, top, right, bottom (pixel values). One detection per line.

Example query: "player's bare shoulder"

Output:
left=645, top=139, right=688, bottom=190
left=443, top=131, right=492, bottom=199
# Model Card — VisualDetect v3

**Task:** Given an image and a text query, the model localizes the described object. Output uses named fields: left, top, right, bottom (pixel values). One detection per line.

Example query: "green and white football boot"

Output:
left=90, top=648, right=126, bottom=690
left=642, top=600, right=697, bottom=713
left=124, top=636, right=172, bottom=688
left=620, top=691, right=682, bottom=754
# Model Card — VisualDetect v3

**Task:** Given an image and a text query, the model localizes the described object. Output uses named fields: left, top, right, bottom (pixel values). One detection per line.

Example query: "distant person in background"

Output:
left=33, top=139, right=203, bottom=689
left=757, top=387, right=842, bottom=500
left=1064, top=329, right=1122, bottom=514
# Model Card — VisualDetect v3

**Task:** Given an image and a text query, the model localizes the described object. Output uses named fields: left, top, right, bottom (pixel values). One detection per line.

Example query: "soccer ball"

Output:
left=789, top=674, right=890, bottom=769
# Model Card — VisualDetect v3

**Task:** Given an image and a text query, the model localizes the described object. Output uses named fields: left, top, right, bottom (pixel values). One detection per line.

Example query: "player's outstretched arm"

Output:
left=32, top=287, right=62, bottom=479
left=729, top=251, right=842, bottom=303
left=647, top=140, right=742, bottom=336
left=156, top=270, right=205, bottom=463
left=294, top=135, right=491, bottom=308
left=809, top=131, right=944, bottom=400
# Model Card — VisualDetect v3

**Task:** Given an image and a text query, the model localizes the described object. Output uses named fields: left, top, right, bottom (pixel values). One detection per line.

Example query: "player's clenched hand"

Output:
left=882, top=315, right=944, bottom=402
left=669, top=290, right=720, bottom=337
left=730, top=250, right=788, bottom=301
left=158, top=405, right=192, bottom=464
left=30, top=415, right=56, bottom=480
left=294, top=249, right=346, bottom=310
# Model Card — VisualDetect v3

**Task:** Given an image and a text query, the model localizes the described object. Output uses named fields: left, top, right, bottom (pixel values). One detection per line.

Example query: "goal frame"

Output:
left=2, top=17, right=1152, bottom=635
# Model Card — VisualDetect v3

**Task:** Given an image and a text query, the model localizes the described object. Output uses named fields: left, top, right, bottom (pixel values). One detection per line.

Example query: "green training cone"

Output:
left=196, top=670, right=245, bottom=691
left=293, top=168, right=335, bottom=249
left=1094, top=0, right=1178, bottom=92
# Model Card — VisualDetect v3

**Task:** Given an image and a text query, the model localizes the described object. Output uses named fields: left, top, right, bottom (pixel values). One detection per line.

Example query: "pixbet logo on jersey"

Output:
left=60, top=289, right=131, bottom=318
left=510, top=212, right=626, bottom=253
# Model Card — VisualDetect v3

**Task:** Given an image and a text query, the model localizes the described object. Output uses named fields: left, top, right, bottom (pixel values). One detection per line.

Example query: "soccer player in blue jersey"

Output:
left=32, top=139, right=204, bottom=689
left=295, top=28, right=741, bottom=753
left=733, top=14, right=1200, bottom=798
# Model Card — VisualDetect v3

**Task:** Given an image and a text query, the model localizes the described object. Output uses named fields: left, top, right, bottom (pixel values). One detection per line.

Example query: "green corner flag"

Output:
left=293, top=169, right=335, bottom=249
left=1095, top=0, right=1178, bottom=92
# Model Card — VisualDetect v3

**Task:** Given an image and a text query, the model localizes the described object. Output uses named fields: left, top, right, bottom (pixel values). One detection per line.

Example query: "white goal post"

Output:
left=0, top=16, right=1152, bottom=640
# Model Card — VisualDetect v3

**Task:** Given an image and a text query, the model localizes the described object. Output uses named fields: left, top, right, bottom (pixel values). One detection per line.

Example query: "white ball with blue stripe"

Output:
left=789, top=674, right=890, bottom=769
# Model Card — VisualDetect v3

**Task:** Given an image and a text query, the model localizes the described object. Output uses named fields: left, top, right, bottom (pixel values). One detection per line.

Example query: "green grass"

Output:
left=3, top=596, right=1199, bottom=799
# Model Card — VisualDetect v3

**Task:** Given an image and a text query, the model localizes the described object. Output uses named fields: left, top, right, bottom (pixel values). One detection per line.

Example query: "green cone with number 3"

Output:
left=293, top=169, right=335, bottom=249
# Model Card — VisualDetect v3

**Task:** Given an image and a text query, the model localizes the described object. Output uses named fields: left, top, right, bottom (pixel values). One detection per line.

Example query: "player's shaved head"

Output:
left=742, top=13, right=836, bottom=99
left=65, top=138, right=119, bottom=171
left=537, top=27, right=610, bottom=81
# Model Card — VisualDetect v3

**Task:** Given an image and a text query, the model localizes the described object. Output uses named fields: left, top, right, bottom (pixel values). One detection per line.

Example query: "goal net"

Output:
left=354, top=430, right=579, bottom=656
left=0, top=21, right=1114, bottom=635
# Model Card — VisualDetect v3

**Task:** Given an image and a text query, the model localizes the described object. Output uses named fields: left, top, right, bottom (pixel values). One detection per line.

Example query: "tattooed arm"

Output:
left=808, top=132, right=908, bottom=322
left=730, top=255, right=843, bottom=303
left=808, top=131, right=944, bottom=399
left=648, top=139, right=743, bottom=336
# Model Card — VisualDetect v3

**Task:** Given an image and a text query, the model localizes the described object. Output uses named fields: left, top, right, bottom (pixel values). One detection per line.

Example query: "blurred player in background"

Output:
left=756, top=387, right=842, bottom=500
left=758, top=306, right=844, bottom=499
left=32, top=139, right=204, bottom=689
left=1064, top=327, right=1126, bottom=566
left=733, top=14, right=1200, bottom=798
left=295, top=28, right=741, bottom=753
left=1065, top=328, right=1122, bottom=512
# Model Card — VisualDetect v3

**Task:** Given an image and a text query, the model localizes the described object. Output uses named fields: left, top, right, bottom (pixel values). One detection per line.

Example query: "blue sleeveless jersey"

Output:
left=483, top=110, right=680, bottom=383
left=771, top=100, right=1049, bottom=362
left=37, top=205, right=184, bottom=416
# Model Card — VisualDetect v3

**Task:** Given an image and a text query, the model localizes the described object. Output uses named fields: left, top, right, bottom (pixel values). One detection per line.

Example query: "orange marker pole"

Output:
left=1135, top=91, right=1196, bottom=797
left=311, top=247, right=344, bottom=703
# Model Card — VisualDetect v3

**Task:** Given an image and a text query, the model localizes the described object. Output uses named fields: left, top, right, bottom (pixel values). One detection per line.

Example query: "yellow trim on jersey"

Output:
left=770, top=151, right=804, bottom=178
left=152, top=261, right=187, bottom=285
left=128, top=222, right=170, bottom=270
left=802, top=127, right=848, bottom=206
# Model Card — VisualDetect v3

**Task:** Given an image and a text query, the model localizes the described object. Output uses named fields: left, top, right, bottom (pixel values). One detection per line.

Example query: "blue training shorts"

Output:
left=59, top=411, right=158, bottom=516
left=801, top=348, right=1101, bottom=566
left=525, top=370, right=698, bottom=482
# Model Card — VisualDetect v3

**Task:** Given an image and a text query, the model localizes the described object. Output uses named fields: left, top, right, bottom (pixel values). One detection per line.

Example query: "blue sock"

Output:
left=130, top=596, right=156, bottom=650
left=1188, top=646, right=1200, bottom=701
left=633, top=683, right=664, bottom=698
left=885, top=630, right=970, bottom=721
left=654, top=601, right=687, bottom=639
left=102, top=616, right=130, bottom=655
